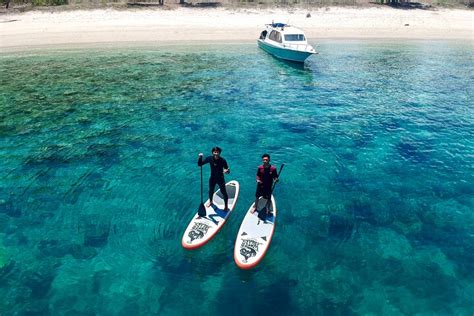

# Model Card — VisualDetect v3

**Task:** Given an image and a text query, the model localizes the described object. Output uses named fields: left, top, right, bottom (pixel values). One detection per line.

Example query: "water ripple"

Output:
left=0, top=41, right=473, bottom=315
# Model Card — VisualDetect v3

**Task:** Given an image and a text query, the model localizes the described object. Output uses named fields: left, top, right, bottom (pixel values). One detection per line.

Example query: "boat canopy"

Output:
left=270, top=22, right=287, bottom=28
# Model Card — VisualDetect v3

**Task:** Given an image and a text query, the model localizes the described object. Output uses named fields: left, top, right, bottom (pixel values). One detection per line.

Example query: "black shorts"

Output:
left=255, top=184, right=271, bottom=199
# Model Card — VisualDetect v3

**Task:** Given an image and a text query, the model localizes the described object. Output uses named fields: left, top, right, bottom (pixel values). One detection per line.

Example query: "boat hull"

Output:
left=258, top=40, right=313, bottom=63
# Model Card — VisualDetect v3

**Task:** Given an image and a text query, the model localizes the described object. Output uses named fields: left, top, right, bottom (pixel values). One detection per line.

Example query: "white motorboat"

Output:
left=257, top=23, right=316, bottom=63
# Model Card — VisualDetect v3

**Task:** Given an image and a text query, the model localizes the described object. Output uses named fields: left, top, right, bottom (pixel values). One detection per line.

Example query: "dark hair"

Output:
left=212, top=146, right=222, bottom=153
left=262, top=153, right=270, bottom=160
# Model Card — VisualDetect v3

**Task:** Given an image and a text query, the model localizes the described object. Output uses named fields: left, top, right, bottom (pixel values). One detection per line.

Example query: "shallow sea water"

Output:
left=0, top=41, right=473, bottom=315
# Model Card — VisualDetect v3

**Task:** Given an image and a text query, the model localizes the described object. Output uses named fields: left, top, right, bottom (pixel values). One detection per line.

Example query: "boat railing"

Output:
left=282, top=43, right=314, bottom=52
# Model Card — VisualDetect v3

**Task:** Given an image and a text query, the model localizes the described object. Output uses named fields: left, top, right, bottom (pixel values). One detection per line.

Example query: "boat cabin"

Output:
left=259, top=24, right=308, bottom=44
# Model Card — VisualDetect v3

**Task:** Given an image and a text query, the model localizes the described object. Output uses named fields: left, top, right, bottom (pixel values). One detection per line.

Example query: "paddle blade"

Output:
left=198, top=202, right=206, bottom=217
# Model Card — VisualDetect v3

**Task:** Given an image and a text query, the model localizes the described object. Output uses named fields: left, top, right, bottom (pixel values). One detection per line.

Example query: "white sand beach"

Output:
left=0, top=6, right=473, bottom=49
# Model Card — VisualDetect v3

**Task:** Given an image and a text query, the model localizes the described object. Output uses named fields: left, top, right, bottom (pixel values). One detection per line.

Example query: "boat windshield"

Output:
left=284, top=34, right=306, bottom=41
left=269, top=30, right=282, bottom=43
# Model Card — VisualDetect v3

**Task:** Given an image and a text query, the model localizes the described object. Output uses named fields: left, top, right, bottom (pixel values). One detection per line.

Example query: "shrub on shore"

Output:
left=1, top=0, right=472, bottom=10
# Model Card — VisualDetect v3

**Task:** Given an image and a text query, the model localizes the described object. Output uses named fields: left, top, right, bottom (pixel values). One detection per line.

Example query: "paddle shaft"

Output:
left=200, top=164, right=203, bottom=204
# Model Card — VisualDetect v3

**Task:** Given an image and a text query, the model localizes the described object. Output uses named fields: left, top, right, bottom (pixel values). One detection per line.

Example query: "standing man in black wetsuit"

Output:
left=251, top=153, right=279, bottom=214
left=198, top=147, right=230, bottom=211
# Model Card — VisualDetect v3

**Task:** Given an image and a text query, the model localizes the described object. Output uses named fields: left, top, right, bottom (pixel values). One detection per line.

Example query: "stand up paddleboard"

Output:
left=182, top=180, right=240, bottom=249
left=234, top=195, right=276, bottom=269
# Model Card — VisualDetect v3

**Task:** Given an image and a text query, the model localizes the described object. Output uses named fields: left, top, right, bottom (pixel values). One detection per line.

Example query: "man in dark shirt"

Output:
left=251, top=153, right=278, bottom=213
left=198, top=146, right=230, bottom=211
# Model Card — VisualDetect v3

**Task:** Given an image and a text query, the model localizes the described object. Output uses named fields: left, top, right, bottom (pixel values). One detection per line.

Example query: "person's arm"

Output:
left=223, top=159, right=230, bottom=174
left=198, top=154, right=209, bottom=166
left=256, top=167, right=263, bottom=184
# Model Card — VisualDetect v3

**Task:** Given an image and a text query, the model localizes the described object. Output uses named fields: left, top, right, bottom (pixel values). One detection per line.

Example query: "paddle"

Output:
left=258, top=164, right=285, bottom=221
left=198, top=163, right=206, bottom=217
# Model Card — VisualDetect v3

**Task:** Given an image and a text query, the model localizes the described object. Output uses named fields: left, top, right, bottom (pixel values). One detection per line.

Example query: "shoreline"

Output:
left=1, top=7, right=473, bottom=50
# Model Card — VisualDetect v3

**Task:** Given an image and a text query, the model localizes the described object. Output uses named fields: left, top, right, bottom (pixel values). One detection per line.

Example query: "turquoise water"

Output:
left=1, top=41, right=473, bottom=315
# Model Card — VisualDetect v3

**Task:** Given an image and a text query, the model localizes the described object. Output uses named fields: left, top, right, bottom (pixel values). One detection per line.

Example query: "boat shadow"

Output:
left=279, top=59, right=308, bottom=70
left=265, top=53, right=317, bottom=72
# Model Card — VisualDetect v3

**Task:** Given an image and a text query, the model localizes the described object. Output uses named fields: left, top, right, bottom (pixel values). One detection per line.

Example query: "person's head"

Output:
left=262, top=153, right=270, bottom=166
left=212, top=146, right=222, bottom=159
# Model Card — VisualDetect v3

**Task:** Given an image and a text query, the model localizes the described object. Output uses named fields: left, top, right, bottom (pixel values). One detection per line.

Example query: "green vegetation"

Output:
left=1, top=0, right=472, bottom=11
left=31, top=0, right=68, bottom=5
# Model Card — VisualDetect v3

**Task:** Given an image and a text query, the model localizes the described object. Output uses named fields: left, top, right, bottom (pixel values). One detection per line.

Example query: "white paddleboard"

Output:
left=182, top=180, right=240, bottom=249
left=234, top=195, right=276, bottom=269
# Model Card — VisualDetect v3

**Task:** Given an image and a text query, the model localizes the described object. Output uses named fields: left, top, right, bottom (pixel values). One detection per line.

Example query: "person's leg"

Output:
left=207, top=178, right=216, bottom=207
left=251, top=185, right=262, bottom=213
left=251, top=197, right=259, bottom=214
left=218, top=180, right=229, bottom=211
left=263, top=186, right=272, bottom=214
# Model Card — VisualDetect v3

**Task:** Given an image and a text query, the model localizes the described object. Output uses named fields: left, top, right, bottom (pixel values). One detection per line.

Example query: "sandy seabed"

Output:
left=0, top=6, right=473, bottom=50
